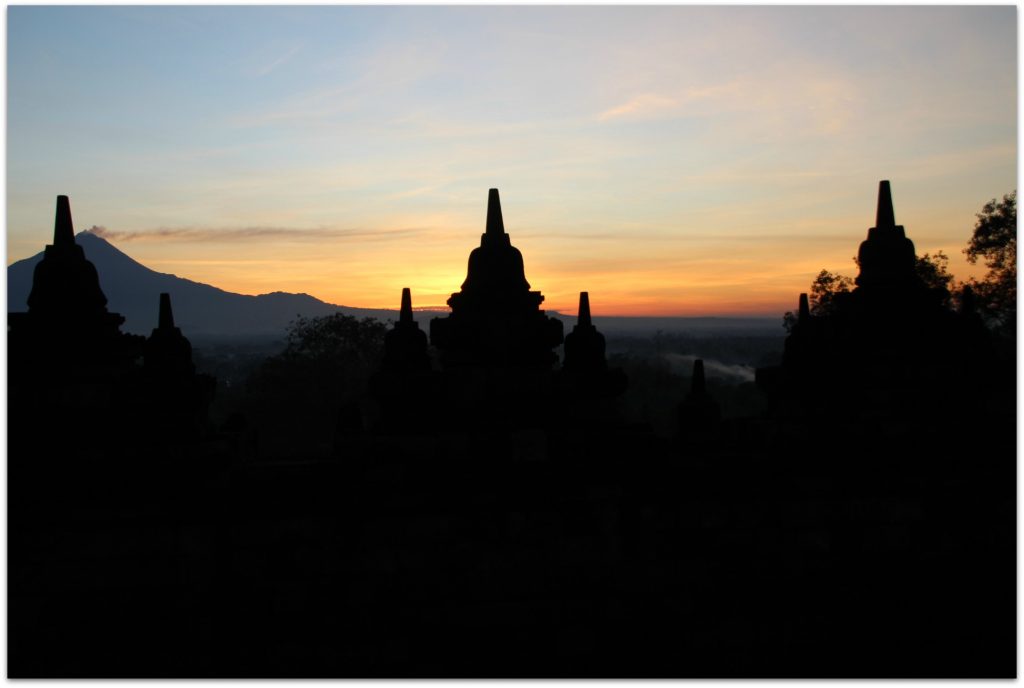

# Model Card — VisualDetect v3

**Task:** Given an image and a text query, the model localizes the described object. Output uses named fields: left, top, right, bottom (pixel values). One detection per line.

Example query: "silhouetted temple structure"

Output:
left=416, top=189, right=567, bottom=439
left=10, top=195, right=141, bottom=359
left=8, top=196, right=215, bottom=455
left=677, top=359, right=721, bottom=447
left=856, top=181, right=920, bottom=291
left=134, top=293, right=215, bottom=441
left=382, top=287, right=430, bottom=373
left=9, top=185, right=1014, bottom=679
left=431, top=189, right=563, bottom=368
left=364, top=287, right=438, bottom=434
left=8, top=196, right=144, bottom=451
left=563, top=291, right=605, bottom=373
left=559, top=291, right=627, bottom=399
left=759, top=180, right=998, bottom=422
left=144, top=293, right=194, bottom=375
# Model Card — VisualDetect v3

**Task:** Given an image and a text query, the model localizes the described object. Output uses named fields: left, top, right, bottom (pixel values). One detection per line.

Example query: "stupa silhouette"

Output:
left=9, top=196, right=143, bottom=380
left=11, top=196, right=138, bottom=349
left=9, top=197, right=216, bottom=454
left=133, top=293, right=215, bottom=441
left=382, top=287, right=430, bottom=373
left=559, top=291, right=627, bottom=399
left=760, top=180, right=996, bottom=421
left=362, top=287, right=439, bottom=436
left=676, top=358, right=721, bottom=448
left=8, top=196, right=145, bottom=459
left=856, top=180, right=920, bottom=290
left=430, top=189, right=564, bottom=368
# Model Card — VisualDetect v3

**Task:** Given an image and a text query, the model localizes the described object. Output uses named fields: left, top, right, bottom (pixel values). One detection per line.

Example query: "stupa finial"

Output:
left=158, top=293, right=175, bottom=330
left=691, top=359, right=706, bottom=397
left=486, top=188, right=505, bottom=237
left=876, top=180, right=895, bottom=229
left=54, top=195, right=75, bottom=246
left=798, top=293, right=810, bottom=323
left=578, top=291, right=592, bottom=328
left=400, top=287, right=413, bottom=324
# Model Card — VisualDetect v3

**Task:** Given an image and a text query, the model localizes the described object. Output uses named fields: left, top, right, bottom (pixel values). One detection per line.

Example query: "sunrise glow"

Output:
left=7, top=6, right=1016, bottom=316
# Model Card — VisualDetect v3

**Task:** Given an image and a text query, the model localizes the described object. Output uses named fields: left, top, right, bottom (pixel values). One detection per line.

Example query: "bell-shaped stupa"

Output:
left=382, top=288, right=430, bottom=373
left=430, top=189, right=563, bottom=368
left=558, top=291, right=627, bottom=401
left=676, top=359, right=722, bottom=449
left=563, top=292, right=606, bottom=373
left=135, top=292, right=215, bottom=441
left=27, top=195, right=111, bottom=318
left=8, top=196, right=145, bottom=456
left=855, top=181, right=921, bottom=290
left=759, top=180, right=997, bottom=422
left=144, top=293, right=196, bottom=377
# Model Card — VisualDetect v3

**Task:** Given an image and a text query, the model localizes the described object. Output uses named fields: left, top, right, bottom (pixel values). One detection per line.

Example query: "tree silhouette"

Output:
left=808, top=268, right=855, bottom=315
left=244, top=314, right=388, bottom=457
left=915, top=251, right=955, bottom=293
left=784, top=253, right=954, bottom=331
left=783, top=269, right=853, bottom=331
left=963, top=191, right=1016, bottom=338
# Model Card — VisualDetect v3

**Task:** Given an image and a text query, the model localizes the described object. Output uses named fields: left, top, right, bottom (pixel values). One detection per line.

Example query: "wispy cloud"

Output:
left=231, top=40, right=444, bottom=128
left=254, top=44, right=302, bottom=77
left=84, top=225, right=422, bottom=243
left=597, top=93, right=678, bottom=121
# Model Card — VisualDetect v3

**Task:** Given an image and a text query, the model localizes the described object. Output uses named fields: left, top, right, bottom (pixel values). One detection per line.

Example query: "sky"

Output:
left=6, top=6, right=1018, bottom=316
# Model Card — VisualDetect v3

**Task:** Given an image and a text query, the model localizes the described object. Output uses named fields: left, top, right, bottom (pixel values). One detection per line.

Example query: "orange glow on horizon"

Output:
left=126, top=226, right=986, bottom=318
left=16, top=180, right=989, bottom=321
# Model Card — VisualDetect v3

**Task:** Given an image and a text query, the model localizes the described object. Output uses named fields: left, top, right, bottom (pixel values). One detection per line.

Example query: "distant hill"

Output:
left=7, top=232, right=783, bottom=341
left=6, top=232, right=421, bottom=339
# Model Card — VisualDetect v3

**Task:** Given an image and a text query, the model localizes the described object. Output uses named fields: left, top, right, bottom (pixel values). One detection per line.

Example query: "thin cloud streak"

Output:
left=84, top=225, right=423, bottom=243
left=518, top=230, right=857, bottom=244
left=597, top=93, right=678, bottom=121
left=254, top=44, right=303, bottom=77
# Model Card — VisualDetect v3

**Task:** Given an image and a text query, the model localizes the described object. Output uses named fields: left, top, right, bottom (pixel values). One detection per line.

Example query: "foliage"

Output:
left=244, top=314, right=389, bottom=458
left=963, top=191, right=1016, bottom=337
left=783, top=269, right=853, bottom=331
left=966, top=192, right=1016, bottom=272
left=914, top=251, right=956, bottom=308
left=915, top=251, right=955, bottom=294
left=281, top=314, right=389, bottom=369
left=783, top=254, right=956, bottom=332
left=809, top=269, right=855, bottom=316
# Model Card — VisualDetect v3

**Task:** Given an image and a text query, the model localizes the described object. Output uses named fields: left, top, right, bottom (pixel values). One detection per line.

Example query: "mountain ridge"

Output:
left=6, top=232, right=417, bottom=338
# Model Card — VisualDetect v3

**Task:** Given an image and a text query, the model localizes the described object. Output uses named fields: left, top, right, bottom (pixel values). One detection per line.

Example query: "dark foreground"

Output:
left=9, top=415, right=1014, bottom=678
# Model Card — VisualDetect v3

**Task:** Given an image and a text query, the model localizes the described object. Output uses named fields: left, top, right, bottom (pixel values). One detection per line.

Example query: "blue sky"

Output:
left=7, top=6, right=1017, bottom=315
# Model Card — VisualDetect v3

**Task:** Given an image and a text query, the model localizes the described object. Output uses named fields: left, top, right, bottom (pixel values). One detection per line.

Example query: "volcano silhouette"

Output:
left=6, top=232, right=407, bottom=338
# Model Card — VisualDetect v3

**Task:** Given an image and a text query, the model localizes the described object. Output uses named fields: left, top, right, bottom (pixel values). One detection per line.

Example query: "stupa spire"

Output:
left=798, top=293, right=810, bottom=323
left=678, top=357, right=720, bottom=444
left=400, top=287, right=413, bottom=324
left=145, top=292, right=195, bottom=378
left=26, top=194, right=109, bottom=315
left=857, top=179, right=917, bottom=287
left=691, top=359, right=707, bottom=397
left=432, top=188, right=562, bottom=368
left=485, top=188, right=505, bottom=237
left=54, top=195, right=75, bottom=246
left=578, top=292, right=592, bottom=328
left=158, top=293, right=175, bottom=330
left=876, top=180, right=895, bottom=229
left=380, top=287, right=430, bottom=374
